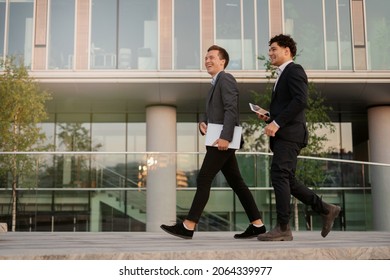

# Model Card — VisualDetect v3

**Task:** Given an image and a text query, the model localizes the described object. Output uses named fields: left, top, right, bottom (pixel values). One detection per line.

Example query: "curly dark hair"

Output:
left=207, top=45, right=230, bottom=68
left=269, top=34, right=297, bottom=57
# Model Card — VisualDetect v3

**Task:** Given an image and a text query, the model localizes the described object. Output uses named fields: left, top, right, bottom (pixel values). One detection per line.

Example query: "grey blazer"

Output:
left=200, top=71, right=240, bottom=142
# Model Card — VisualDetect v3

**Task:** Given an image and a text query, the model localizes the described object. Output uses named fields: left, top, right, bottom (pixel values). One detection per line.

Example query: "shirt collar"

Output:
left=211, top=71, right=222, bottom=86
left=277, top=60, right=293, bottom=74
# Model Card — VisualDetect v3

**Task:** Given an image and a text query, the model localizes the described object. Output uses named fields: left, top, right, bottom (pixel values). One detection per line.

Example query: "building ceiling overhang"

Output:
left=31, top=70, right=390, bottom=115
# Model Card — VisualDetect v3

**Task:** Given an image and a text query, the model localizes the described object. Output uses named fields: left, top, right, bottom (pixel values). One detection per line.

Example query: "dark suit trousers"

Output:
left=270, top=138, right=323, bottom=225
left=186, top=146, right=261, bottom=223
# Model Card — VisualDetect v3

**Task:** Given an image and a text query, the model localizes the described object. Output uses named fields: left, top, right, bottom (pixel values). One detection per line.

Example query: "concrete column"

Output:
left=146, top=105, right=177, bottom=231
left=368, top=106, right=390, bottom=231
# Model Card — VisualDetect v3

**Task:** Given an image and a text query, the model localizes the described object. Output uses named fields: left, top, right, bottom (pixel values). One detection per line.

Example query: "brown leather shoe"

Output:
left=257, top=224, right=293, bottom=241
left=321, top=202, right=341, bottom=238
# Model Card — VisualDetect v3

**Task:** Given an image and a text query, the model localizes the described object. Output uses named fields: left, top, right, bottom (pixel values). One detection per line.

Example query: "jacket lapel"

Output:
left=207, top=71, right=223, bottom=104
left=273, top=62, right=293, bottom=96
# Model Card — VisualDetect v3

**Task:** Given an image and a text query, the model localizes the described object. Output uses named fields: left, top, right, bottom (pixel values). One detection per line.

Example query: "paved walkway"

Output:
left=1, top=230, right=389, bottom=260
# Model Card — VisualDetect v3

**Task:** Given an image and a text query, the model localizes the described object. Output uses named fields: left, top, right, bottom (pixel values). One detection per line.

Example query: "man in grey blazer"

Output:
left=161, top=45, right=266, bottom=239
left=256, top=34, right=341, bottom=241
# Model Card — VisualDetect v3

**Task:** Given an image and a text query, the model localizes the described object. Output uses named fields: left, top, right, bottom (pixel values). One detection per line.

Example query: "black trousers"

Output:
left=270, top=138, right=324, bottom=225
left=186, top=146, right=262, bottom=223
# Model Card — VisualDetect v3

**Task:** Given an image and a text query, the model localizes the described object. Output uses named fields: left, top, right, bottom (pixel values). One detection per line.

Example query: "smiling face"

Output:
left=268, top=42, right=292, bottom=67
left=204, top=50, right=226, bottom=77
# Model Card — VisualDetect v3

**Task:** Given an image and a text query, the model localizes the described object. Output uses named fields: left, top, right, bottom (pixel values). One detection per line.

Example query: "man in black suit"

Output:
left=161, top=45, right=266, bottom=239
left=256, top=34, right=341, bottom=241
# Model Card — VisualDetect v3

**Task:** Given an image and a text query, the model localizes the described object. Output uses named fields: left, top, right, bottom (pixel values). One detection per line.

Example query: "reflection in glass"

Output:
left=55, top=115, right=94, bottom=188
left=0, top=152, right=376, bottom=231
left=216, top=0, right=242, bottom=70
left=338, top=0, right=352, bottom=70
left=284, top=0, right=352, bottom=70
left=90, top=0, right=117, bottom=69
left=92, top=114, right=126, bottom=152
left=127, top=122, right=146, bottom=152
left=0, top=0, right=5, bottom=59
left=90, top=0, right=158, bottom=70
left=91, top=115, right=127, bottom=189
left=366, top=0, right=390, bottom=70
left=256, top=0, right=269, bottom=70
left=284, top=0, right=325, bottom=69
left=7, top=0, right=34, bottom=67
left=48, top=0, right=75, bottom=69
left=324, top=0, right=352, bottom=70
left=118, top=0, right=157, bottom=70
left=242, top=0, right=256, bottom=70
left=325, top=0, right=339, bottom=70
left=174, top=0, right=200, bottom=69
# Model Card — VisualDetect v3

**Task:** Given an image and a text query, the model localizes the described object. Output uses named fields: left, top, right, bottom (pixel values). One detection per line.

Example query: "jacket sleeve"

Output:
left=219, top=73, right=239, bottom=141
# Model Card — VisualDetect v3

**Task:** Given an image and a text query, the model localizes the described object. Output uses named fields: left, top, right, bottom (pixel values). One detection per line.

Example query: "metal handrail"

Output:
left=1, top=151, right=389, bottom=167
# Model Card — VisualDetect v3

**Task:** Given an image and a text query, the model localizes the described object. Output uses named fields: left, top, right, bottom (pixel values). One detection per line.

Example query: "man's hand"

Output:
left=212, top=138, right=229, bottom=150
left=264, top=122, right=279, bottom=137
left=199, top=122, right=207, bottom=135
left=257, top=112, right=270, bottom=122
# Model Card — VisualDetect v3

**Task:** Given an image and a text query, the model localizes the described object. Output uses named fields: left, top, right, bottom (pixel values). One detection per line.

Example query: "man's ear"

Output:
left=285, top=47, right=291, bottom=56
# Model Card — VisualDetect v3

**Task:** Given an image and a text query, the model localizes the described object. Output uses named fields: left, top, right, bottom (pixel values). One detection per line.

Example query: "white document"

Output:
left=205, top=123, right=242, bottom=149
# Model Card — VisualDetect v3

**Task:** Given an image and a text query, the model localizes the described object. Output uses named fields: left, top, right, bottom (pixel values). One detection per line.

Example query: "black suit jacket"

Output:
left=200, top=71, right=240, bottom=142
left=269, top=62, right=308, bottom=146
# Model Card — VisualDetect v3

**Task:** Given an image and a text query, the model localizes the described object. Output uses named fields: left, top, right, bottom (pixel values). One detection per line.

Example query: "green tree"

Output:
left=0, top=57, right=52, bottom=231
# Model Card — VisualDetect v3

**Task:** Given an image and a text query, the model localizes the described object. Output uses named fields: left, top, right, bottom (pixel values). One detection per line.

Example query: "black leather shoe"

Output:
left=257, top=224, right=293, bottom=241
left=160, top=223, right=194, bottom=239
left=321, top=202, right=341, bottom=238
left=234, top=224, right=266, bottom=239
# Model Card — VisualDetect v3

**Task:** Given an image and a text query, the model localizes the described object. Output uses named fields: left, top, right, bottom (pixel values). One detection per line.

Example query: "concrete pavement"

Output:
left=0, top=230, right=389, bottom=260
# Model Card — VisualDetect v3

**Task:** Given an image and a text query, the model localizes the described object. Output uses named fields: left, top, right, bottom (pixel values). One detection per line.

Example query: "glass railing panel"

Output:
left=0, top=152, right=387, bottom=232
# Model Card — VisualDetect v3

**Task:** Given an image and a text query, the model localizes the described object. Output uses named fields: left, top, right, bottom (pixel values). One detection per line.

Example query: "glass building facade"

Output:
left=0, top=0, right=389, bottom=232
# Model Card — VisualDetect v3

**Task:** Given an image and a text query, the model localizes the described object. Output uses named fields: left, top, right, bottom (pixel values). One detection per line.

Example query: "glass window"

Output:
left=127, top=123, right=146, bottom=152
left=243, top=0, right=256, bottom=70
left=216, top=0, right=242, bottom=70
left=92, top=114, right=126, bottom=152
left=92, top=114, right=126, bottom=176
left=118, top=0, right=157, bottom=70
left=39, top=114, right=56, bottom=151
left=55, top=114, right=92, bottom=152
left=174, top=0, right=200, bottom=69
left=325, top=0, right=339, bottom=70
left=284, top=0, right=325, bottom=69
left=177, top=120, right=201, bottom=188
left=256, top=0, right=269, bottom=69
left=38, top=116, right=56, bottom=188
left=215, top=0, right=268, bottom=70
left=366, top=0, right=390, bottom=70
left=7, top=0, right=34, bottom=68
left=48, top=0, right=75, bottom=69
left=55, top=114, right=92, bottom=188
left=338, top=0, right=352, bottom=70
left=90, top=0, right=158, bottom=70
left=177, top=121, right=198, bottom=152
left=0, top=0, right=5, bottom=59
left=316, top=122, right=353, bottom=156
left=90, top=0, right=117, bottom=69
left=127, top=114, right=146, bottom=152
